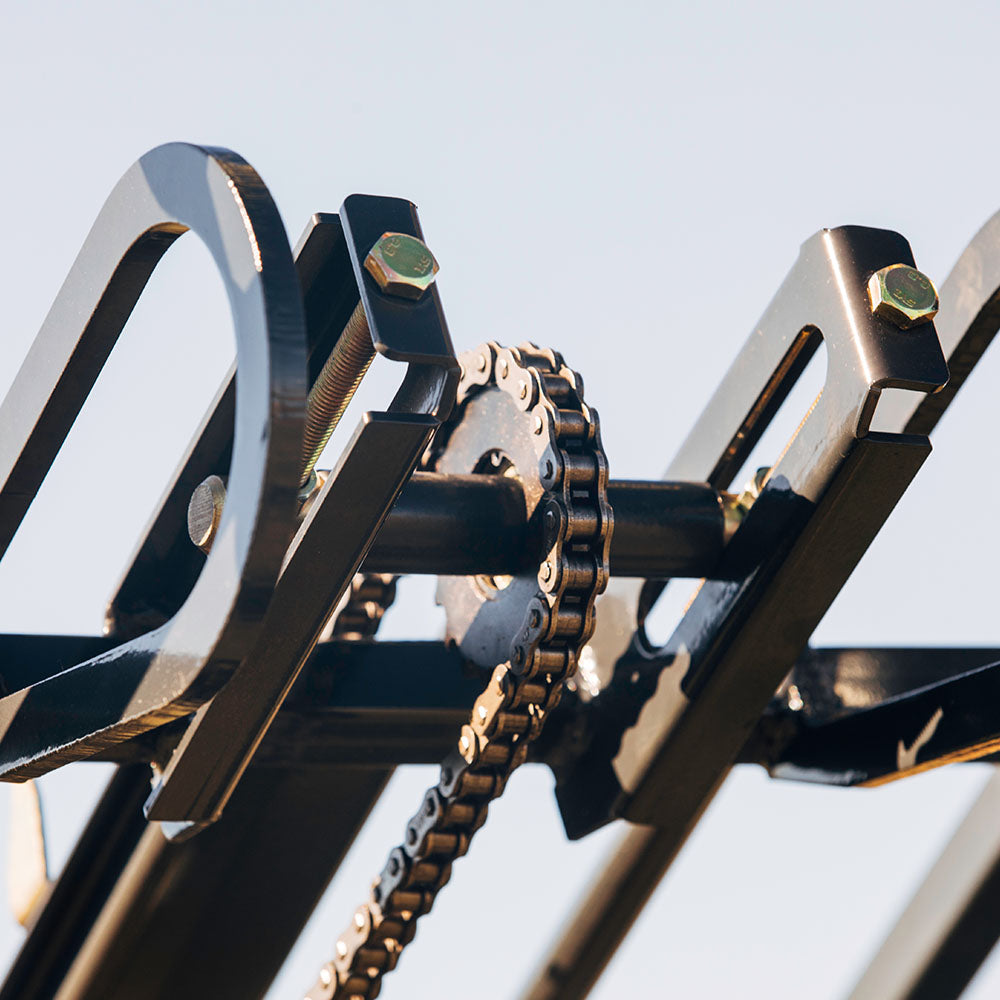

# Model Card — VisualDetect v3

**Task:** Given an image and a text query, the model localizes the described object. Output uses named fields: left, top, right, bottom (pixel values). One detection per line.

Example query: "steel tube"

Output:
left=361, top=474, right=727, bottom=578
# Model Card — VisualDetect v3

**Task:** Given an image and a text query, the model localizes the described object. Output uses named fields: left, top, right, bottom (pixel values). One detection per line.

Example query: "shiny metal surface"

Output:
left=745, top=649, right=1000, bottom=786
left=0, top=142, right=308, bottom=776
left=186, top=474, right=227, bottom=554
left=364, top=232, right=439, bottom=300
left=12, top=142, right=1000, bottom=1000
left=527, top=226, right=948, bottom=1000
left=847, top=769, right=1000, bottom=1000
left=867, top=264, right=939, bottom=330
left=144, top=194, right=459, bottom=825
left=839, top=203, right=1000, bottom=1000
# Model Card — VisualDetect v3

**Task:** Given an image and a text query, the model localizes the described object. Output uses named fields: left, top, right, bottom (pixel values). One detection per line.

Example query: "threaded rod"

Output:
left=300, top=301, right=375, bottom=487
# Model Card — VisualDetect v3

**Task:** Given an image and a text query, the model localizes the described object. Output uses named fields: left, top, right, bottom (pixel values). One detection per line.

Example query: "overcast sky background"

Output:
left=3, top=2, right=1000, bottom=997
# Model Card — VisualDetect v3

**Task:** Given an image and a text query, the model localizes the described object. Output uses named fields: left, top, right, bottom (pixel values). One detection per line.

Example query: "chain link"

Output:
left=330, top=574, right=398, bottom=641
left=303, top=343, right=612, bottom=1000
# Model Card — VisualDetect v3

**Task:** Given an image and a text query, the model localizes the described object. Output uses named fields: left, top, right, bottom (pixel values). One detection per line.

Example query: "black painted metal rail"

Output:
left=365, top=473, right=730, bottom=578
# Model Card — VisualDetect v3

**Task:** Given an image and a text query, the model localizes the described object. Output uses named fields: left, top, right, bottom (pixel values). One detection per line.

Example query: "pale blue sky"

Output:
left=3, top=2, right=1000, bottom=997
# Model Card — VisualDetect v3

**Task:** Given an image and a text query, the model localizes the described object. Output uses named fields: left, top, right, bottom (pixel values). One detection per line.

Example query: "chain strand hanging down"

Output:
left=330, top=574, right=398, bottom=641
left=303, top=342, right=612, bottom=1000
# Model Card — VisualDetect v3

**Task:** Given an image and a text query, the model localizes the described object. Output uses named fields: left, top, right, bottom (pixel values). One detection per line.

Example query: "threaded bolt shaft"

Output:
left=299, top=301, right=375, bottom=488
left=187, top=304, right=373, bottom=554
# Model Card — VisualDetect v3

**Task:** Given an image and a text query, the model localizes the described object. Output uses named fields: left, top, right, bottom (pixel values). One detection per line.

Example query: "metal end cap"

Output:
left=187, top=475, right=227, bottom=554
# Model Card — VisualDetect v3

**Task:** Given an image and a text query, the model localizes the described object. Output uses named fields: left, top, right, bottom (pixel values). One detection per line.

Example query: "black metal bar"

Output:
left=606, top=480, right=726, bottom=578
left=839, top=206, right=1000, bottom=1000
left=742, top=649, right=1000, bottom=786
left=364, top=474, right=726, bottom=578
left=0, top=634, right=112, bottom=696
left=776, top=647, right=1000, bottom=718
left=145, top=412, right=439, bottom=828
left=0, top=473, right=727, bottom=707
left=42, top=764, right=391, bottom=1000
left=257, top=640, right=479, bottom=767
left=0, top=766, right=150, bottom=1000
left=520, top=824, right=675, bottom=1000
left=0, top=638, right=479, bottom=768
left=525, top=226, right=948, bottom=1000
left=105, top=213, right=357, bottom=638
left=367, top=472, right=531, bottom=576
left=18, top=639, right=1000, bottom=783
left=846, top=768, right=1000, bottom=1000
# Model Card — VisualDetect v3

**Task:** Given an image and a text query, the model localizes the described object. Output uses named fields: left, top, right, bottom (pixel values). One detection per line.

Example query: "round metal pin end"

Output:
left=364, top=232, right=439, bottom=300
left=187, top=474, right=227, bottom=554
left=868, top=264, right=939, bottom=330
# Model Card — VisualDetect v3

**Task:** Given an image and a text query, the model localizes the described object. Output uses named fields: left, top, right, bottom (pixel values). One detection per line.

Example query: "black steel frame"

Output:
left=5, top=147, right=1000, bottom=1000
left=524, top=208, right=1000, bottom=1000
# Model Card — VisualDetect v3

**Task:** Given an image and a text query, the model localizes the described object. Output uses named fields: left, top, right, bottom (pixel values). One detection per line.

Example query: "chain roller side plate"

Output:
left=302, top=342, right=612, bottom=1000
left=330, top=575, right=399, bottom=641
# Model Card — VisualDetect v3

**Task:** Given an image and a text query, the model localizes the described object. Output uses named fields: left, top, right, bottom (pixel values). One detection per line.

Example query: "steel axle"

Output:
left=354, top=472, right=731, bottom=578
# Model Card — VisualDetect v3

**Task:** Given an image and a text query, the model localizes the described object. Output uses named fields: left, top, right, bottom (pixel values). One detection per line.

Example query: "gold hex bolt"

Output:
left=364, top=232, right=439, bottom=300
left=868, top=264, right=939, bottom=330
left=300, top=232, right=439, bottom=484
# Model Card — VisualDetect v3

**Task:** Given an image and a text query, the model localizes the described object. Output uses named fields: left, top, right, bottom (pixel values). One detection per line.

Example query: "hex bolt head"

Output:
left=364, top=232, right=439, bottom=300
left=867, top=264, right=939, bottom=330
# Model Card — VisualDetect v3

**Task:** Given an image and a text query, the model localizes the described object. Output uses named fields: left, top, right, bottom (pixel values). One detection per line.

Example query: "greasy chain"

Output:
left=303, top=342, right=612, bottom=1000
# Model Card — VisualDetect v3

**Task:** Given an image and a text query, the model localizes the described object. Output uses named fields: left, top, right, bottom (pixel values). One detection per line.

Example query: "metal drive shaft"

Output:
left=362, top=473, right=732, bottom=578
left=193, top=469, right=733, bottom=577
